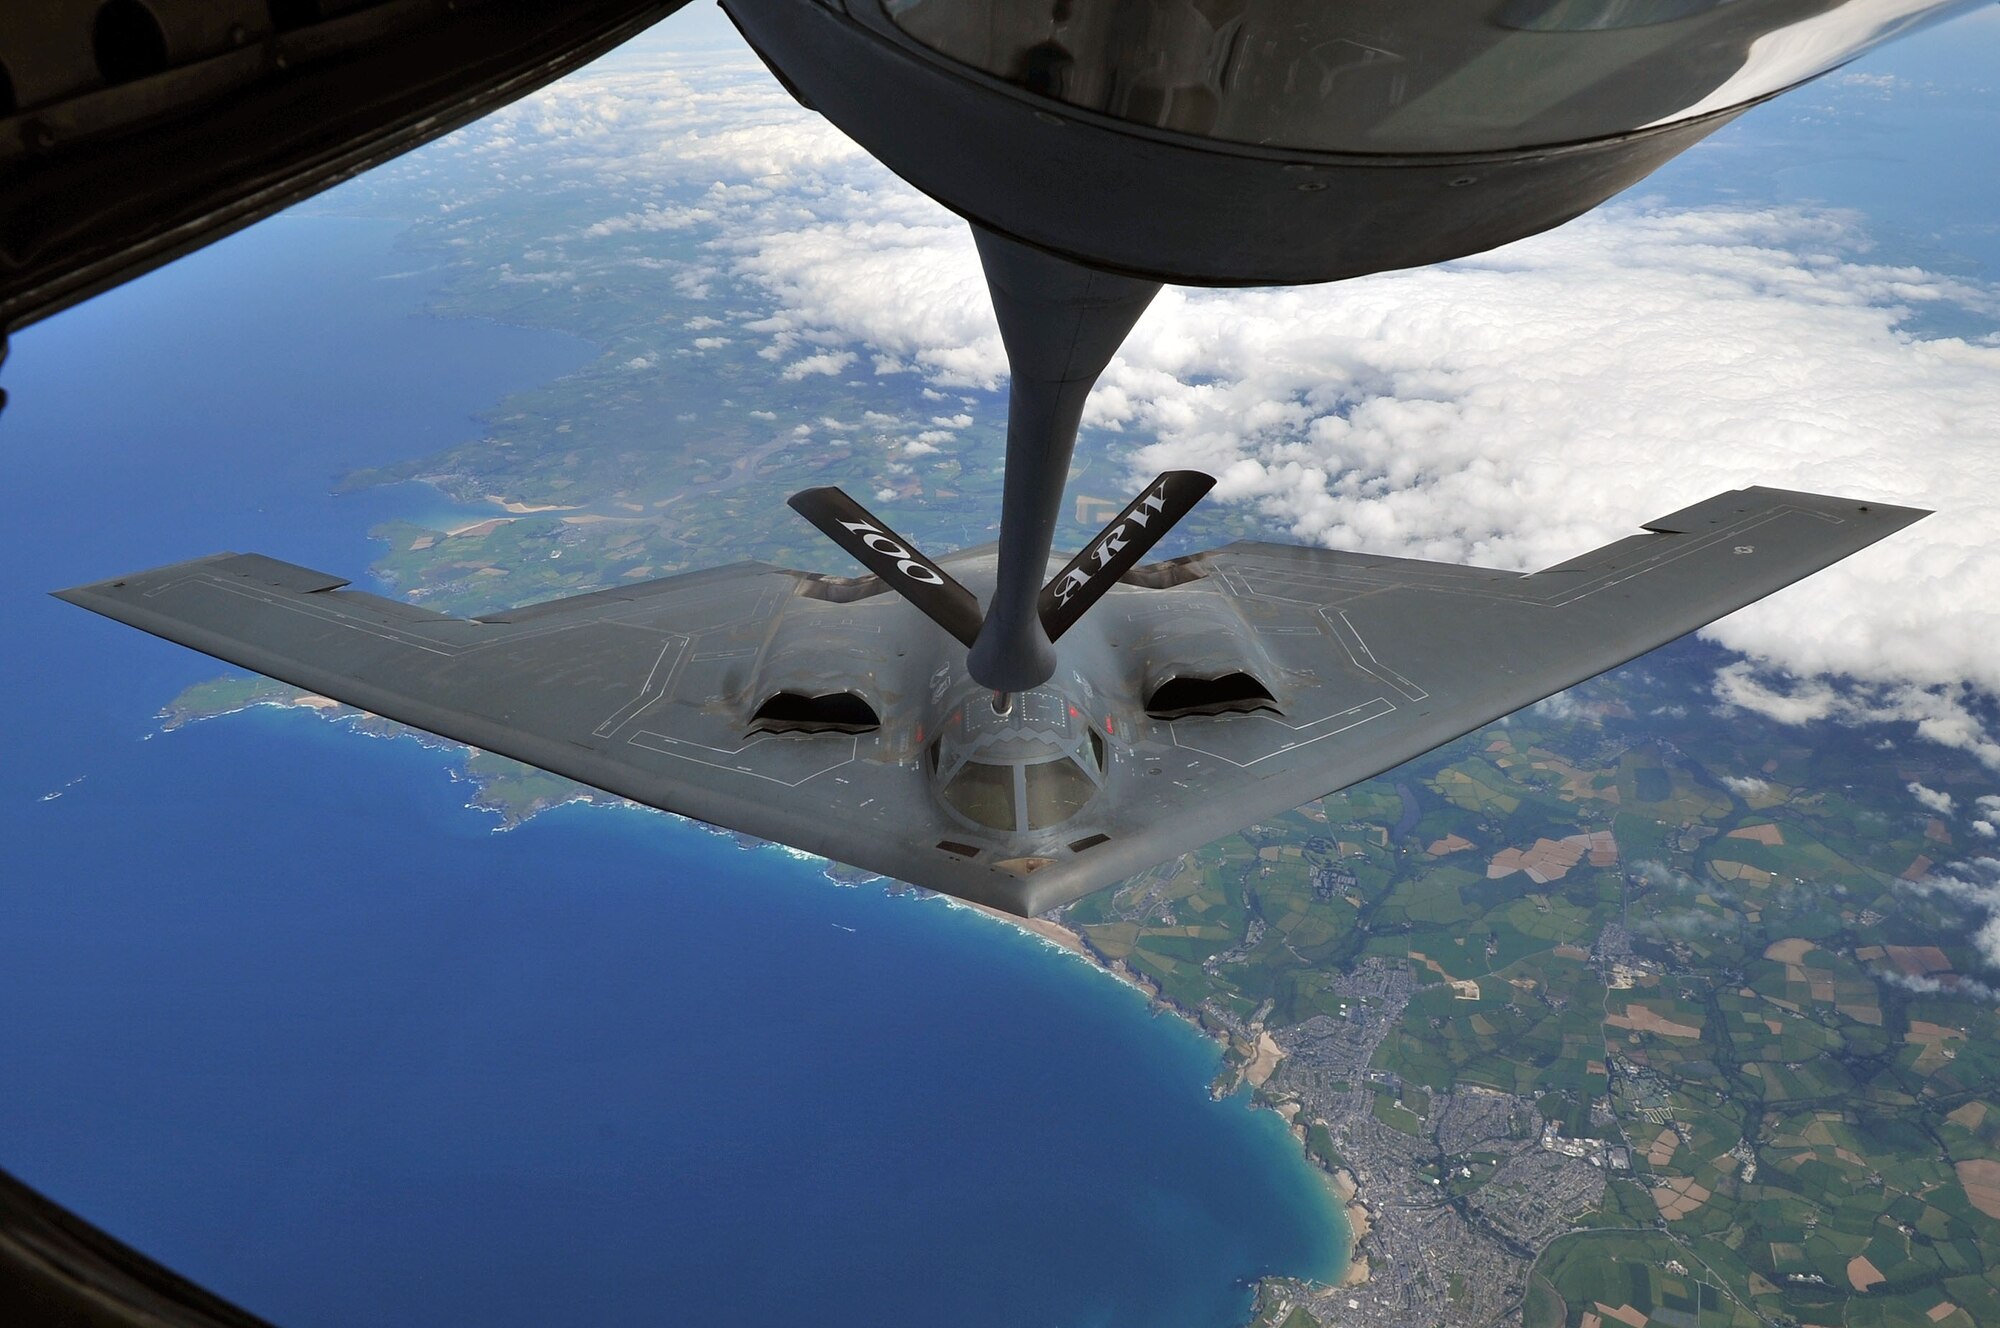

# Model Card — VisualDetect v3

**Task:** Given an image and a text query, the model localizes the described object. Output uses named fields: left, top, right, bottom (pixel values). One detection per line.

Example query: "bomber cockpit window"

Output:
left=932, top=685, right=1109, bottom=834
left=942, top=760, right=1016, bottom=831
left=1023, top=757, right=1096, bottom=830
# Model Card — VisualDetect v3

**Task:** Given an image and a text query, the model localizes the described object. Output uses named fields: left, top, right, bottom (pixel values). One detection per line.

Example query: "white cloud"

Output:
left=1903, top=858, right=2000, bottom=972
left=436, top=48, right=2000, bottom=767
left=1880, top=970, right=2000, bottom=1002
left=781, top=350, right=855, bottom=380
left=1529, top=693, right=1580, bottom=721
left=1834, top=71, right=1906, bottom=94
left=1910, top=781, right=1957, bottom=815
left=1713, top=666, right=2000, bottom=769
left=1722, top=775, right=1773, bottom=798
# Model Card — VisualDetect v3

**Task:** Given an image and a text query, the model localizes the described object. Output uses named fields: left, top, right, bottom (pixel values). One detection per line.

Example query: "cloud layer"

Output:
left=450, top=46, right=2000, bottom=765
left=1905, top=857, right=2000, bottom=971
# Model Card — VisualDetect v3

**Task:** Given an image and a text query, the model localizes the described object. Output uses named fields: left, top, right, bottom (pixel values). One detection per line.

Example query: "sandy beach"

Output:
left=484, top=494, right=581, bottom=513
left=1327, top=1167, right=1374, bottom=1284
left=958, top=899, right=1090, bottom=954
left=1242, top=1030, right=1285, bottom=1089
left=957, top=900, right=1166, bottom=1000
left=443, top=516, right=515, bottom=539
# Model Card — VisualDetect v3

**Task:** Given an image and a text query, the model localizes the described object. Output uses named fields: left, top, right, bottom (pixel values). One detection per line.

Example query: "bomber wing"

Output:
left=1016, top=486, right=1925, bottom=912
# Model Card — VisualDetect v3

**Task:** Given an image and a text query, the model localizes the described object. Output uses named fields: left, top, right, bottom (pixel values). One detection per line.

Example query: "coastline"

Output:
left=1326, top=1167, right=1375, bottom=1288
left=160, top=683, right=1370, bottom=1309
left=955, top=898, right=1162, bottom=1001
left=158, top=688, right=614, bottom=830
left=960, top=898, right=1369, bottom=1298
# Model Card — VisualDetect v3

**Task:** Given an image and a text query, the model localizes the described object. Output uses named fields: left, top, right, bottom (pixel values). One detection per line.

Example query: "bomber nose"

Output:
left=928, top=686, right=1107, bottom=837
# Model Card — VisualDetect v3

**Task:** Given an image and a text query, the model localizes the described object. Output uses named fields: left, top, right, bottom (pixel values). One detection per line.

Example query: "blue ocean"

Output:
left=0, top=214, right=1343, bottom=1323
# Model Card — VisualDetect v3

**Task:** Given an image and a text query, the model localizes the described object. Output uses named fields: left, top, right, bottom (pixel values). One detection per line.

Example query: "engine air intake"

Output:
left=750, top=690, right=880, bottom=735
left=1145, top=672, right=1278, bottom=720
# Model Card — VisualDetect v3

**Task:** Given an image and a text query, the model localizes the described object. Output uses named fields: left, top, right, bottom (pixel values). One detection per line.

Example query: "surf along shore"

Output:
left=963, top=899, right=1371, bottom=1294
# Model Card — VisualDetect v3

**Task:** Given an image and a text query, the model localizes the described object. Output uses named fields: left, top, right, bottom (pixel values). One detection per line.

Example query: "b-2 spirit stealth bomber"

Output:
left=60, top=476, right=1922, bottom=916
